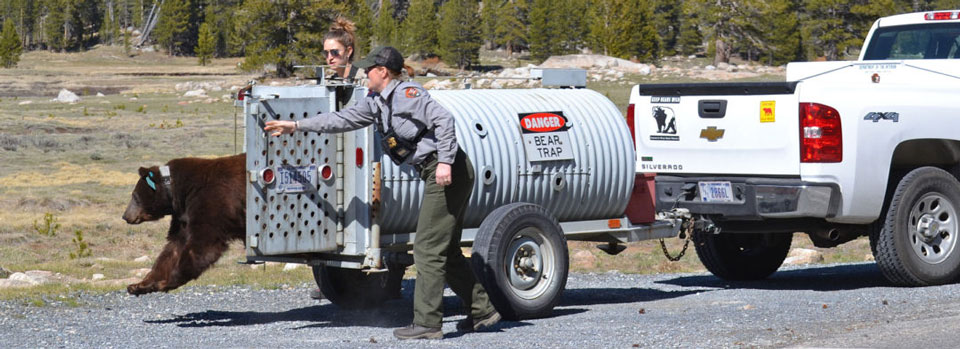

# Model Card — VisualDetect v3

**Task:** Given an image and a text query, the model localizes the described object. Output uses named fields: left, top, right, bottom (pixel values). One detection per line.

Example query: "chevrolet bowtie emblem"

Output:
left=700, top=126, right=725, bottom=142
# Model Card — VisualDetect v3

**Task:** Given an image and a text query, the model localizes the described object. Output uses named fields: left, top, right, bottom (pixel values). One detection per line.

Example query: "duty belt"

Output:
left=413, top=152, right=438, bottom=173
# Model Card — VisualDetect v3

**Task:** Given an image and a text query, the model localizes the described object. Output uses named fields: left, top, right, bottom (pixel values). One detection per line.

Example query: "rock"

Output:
left=422, top=79, right=439, bottom=89
left=92, top=274, right=105, bottom=281
left=183, top=89, right=207, bottom=98
left=96, top=92, right=105, bottom=97
left=0, top=279, right=31, bottom=288
left=134, top=255, right=151, bottom=263
left=864, top=254, right=875, bottom=261
left=717, top=62, right=730, bottom=71
left=426, top=73, right=437, bottom=77
left=0, top=266, right=10, bottom=278
left=17, top=100, right=32, bottom=105
left=282, top=263, right=302, bottom=271
left=490, top=81, right=503, bottom=89
left=705, top=65, right=716, bottom=71
left=571, top=250, right=596, bottom=268
left=539, top=54, right=652, bottom=74
left=54, top=89, right=81, bottom=103
left=9, top=270, right=54, bottom=285
left=131, top=268, right=151, bottom=278
left=95, top=257, right=118, bottom=263
left=783, top=248, right=824, bottom=265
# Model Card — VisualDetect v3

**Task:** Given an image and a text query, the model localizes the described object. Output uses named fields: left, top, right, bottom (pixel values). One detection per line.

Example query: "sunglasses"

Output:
left=322, top=49, right=341, bottom=59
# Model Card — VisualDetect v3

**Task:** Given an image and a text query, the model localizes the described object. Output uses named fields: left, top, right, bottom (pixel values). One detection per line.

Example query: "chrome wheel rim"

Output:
left=909, top=193, right=958, bottom=264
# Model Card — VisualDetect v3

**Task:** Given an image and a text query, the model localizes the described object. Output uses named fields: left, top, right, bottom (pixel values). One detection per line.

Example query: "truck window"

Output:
left=863, top=23, right=960, bottom=60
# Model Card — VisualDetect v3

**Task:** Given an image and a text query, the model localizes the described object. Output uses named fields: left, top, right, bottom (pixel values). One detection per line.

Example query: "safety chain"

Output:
left=660, top=217, right=694, bottom=262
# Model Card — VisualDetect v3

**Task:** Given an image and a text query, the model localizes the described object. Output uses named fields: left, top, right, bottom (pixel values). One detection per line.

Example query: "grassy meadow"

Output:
left=0, top=46, right=873, bottom=304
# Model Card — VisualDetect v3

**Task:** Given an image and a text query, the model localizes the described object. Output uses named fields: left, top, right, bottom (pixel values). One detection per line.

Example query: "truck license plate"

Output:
left=698, top=181, right=734, bottom=203
left=276, top=164, right=317, bottom=193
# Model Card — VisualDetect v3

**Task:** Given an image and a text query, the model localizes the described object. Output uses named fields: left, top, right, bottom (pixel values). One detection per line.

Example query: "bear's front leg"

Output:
left=127, top=238, right=184, bottom=296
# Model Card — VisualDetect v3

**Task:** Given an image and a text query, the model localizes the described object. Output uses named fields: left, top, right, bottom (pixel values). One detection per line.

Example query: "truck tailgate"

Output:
left=631, top=82, right=801, bottom=176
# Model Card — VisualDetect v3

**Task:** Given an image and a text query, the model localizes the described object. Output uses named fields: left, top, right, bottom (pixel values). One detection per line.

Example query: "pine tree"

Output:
left=154, top=0, right=196, bottom=55
left=43, top=0, right=66, bottom=51
left=352, top=0, right=374, bottom=56
left=528, top=0, right=559, bottom=61
left=758, top=0, right=801, bottom=65
left=373, top=0, right=397, bottom=47
left=235, top=0, right=347, bottom=77
left=401, top=0, right=437, bottom=57
left=677, top=3, right=703, bottom=56
left=480, top=0, right=499, bottom=49
left=438, top=0, right=481, bottom=69
left=495, top=0, right=528, bottom=53
left=588, top=0, right=658, bottom=61
left=801, top=0, right=858, bottom=60
left=0, top=20, right=23, bottom=68
left=196, top=21, right=214, bottom=65
left=652, top=0, right=681, bottom=56
left=557, top=0, right=588, bottom=53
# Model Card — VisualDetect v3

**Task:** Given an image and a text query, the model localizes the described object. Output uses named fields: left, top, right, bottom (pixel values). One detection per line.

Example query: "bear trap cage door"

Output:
left=243, top=85, right=376, bottom=268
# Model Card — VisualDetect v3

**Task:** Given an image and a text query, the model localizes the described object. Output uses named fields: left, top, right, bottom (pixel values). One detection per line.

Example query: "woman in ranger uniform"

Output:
left=264, top=46, right=501, bottom=340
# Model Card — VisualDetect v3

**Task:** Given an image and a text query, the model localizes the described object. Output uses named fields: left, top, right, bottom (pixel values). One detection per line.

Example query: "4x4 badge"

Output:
left=864, top=112, right=899, bottom=123
left=700, top=126, right=725, bottom=142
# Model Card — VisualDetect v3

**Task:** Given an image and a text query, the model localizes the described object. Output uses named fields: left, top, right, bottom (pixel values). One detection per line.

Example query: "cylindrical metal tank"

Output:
left=379, top=88, right=635, bottom=233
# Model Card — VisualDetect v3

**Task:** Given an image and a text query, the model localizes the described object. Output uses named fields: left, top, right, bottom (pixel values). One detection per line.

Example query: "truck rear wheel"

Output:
left=311, top=264, right=405, bottom=309
left=693, top=231, right=792, bottom=280
left=471, top=203, right=568, bottom=320
left=874, top=167, right=960, bottom=286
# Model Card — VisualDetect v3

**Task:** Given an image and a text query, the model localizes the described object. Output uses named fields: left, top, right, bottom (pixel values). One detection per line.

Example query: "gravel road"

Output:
left=2, top=262, right=959, bottom=348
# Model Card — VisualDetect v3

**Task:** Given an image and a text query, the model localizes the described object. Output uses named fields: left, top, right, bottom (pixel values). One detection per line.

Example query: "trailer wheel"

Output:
left=471, top=203, right=568, bottom=320
left=874, top=167, right=960, bottom=286
left=693, top=231, right=791, bottom=280
left=311, top=263, right=405, bottom=309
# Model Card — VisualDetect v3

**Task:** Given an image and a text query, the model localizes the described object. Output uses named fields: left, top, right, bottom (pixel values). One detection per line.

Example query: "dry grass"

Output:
left=0, top=46, right=871, bottom=302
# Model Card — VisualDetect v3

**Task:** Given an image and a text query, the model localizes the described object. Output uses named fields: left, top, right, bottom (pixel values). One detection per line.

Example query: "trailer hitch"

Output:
left=658, top=208, right=694, bottom=261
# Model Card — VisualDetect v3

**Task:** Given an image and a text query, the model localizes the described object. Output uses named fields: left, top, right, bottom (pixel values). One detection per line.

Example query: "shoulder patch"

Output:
left=404, top=87, right=422, bottom=98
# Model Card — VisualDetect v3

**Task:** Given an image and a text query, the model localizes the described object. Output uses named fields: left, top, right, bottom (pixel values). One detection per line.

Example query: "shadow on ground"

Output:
left=657, top=262, right=889, bottom=291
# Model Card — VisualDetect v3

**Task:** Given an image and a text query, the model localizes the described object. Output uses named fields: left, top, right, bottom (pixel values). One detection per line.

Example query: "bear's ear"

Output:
left=138, top=167, right=150, bottom=178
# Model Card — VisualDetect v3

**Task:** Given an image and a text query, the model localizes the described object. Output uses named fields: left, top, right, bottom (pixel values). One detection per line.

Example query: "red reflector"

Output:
left=237, top=89, right=245, bottom=101
left=356, top=148, right=364, bottom=168
left=626, top=104, right=637, bottom=147
left=321, top=165, right=333, bottom=180
left=926, top=12, right=955, bottom=20
left=261, top=168, right=275, bottom=184
left=799, top=103, right=842, bottom=163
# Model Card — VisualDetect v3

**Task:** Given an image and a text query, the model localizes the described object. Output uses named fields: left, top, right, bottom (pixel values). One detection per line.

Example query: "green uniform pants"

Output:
left=413, top=149, right=496, bottom=328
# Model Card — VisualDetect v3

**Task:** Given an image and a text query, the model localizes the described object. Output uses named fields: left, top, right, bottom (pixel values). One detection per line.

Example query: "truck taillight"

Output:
left=925, top=11, right=957, bottom=20
left=260, top=168, right=275, bottom=184
left=626, top=104, right=637, bottom=147
left=799, top=103, right=842, bottom=163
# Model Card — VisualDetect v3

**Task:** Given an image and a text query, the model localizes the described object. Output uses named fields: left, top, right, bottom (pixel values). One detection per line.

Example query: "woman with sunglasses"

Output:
left=323, top=17, right=360, bottom=82
left=265, top=47, right=501, bottom=340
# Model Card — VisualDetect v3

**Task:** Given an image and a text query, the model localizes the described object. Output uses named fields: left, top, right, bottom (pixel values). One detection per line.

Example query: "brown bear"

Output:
left=121, top=153, right=246, bottom=295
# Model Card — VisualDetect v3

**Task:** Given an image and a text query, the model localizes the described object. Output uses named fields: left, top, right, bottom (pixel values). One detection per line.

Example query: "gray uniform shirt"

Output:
left=296, top=80, right=458, bottom=165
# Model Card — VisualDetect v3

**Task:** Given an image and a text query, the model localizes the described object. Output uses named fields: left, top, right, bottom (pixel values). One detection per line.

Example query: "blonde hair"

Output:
left=324, top=17, right=356, bottom=61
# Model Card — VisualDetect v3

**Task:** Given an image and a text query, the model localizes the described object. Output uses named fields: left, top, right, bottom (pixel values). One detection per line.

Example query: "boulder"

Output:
left=54, top=89, right=81, bottom=103
left=134, top=255, right=151, bottom=263
left=9, top=270, right=54, bottom=285
left=183, top=89, right=207, bottom=98
left=92, top=274, right=105, bottom=281
left=539, top=54, right=651, bottom=74
left=282, top=263, right=303, bottom=271
left=131, top=268, right=151, bottom=278
left=783, top=248, right=824, bottom=265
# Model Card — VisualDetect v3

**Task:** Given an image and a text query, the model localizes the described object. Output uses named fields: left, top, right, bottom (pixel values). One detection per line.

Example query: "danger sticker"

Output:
left=518, top=111, right=574, bottom=161
left=760, top=101, right=775, bottom=123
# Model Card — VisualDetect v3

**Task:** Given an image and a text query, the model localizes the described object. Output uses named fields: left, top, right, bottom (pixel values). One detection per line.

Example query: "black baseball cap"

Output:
left=354, top=46, right=404, bottom=72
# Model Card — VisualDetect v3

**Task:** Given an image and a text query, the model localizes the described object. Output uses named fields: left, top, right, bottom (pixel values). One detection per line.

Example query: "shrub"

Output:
left=69, top=229, right=92, bottom=259
left=33, top=213, right=60, bottom=236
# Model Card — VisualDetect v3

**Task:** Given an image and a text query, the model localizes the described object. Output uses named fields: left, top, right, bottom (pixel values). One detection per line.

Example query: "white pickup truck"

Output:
left=630, top=10, right=960, bottom=286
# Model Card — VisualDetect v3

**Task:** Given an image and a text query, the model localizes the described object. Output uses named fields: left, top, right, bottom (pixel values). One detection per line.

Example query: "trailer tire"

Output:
left=311, top=264, right=404, bottom=309
left=693, top=231, right=791, bottom=281
left=874, top=167, right=960, bottom=286
left=471, top=203, right=568, bottom=320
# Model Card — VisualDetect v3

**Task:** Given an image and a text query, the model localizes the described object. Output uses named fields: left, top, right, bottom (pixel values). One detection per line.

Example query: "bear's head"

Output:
left=122, top=166, right=174, bottom=224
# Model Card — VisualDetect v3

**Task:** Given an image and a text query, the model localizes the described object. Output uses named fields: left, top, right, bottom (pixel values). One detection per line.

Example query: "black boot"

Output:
left=456, top=311, right=501, bottom=332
